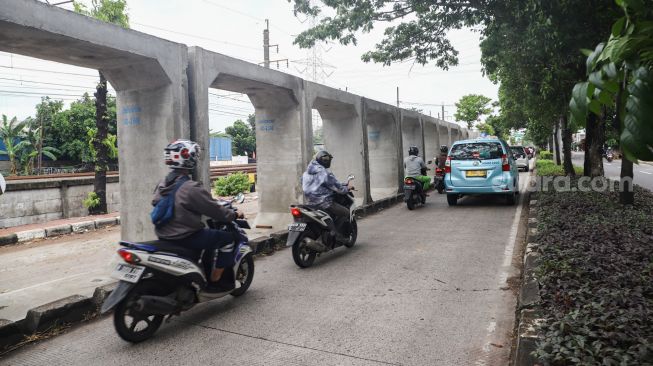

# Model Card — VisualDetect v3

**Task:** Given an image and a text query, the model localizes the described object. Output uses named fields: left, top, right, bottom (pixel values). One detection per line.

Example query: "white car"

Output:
left=510, top=146, right=530, bottom=172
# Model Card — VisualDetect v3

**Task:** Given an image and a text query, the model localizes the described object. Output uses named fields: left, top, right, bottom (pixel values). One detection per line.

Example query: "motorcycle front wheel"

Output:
left=231, top=253, right=255, bottom=297
left=344, top=219, right=358, bottom=248
left=113, top=281, right=166, bottom=343
left=292, top=235, right=317, bottom=268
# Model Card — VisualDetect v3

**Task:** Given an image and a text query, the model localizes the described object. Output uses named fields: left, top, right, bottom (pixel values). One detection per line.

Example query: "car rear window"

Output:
left=510, top=147, right=526, bottom=156
left=450, top=142, right=504, bottom=160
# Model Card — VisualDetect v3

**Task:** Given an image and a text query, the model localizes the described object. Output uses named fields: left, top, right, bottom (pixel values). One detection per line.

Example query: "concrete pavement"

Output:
left=571, top=152, right=653, bottom=191
left=2, top=173, right=529, bottom=366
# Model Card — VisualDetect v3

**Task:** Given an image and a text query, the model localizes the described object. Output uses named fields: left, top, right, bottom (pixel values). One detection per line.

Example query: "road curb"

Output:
left=0, top=234, right=18, bottom=247
left=0, top=197, right=402, bottom=354
left=1, top=216, right=121, bottom=248
left=513, top=179, right=544, bottom=366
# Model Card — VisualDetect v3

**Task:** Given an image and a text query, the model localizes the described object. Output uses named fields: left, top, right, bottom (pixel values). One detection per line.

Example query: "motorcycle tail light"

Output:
left=290, top=207, right=302, bottom=218
left=118, top=248, right=140, bottom=264
left=404, top=178, right=413, bottom=184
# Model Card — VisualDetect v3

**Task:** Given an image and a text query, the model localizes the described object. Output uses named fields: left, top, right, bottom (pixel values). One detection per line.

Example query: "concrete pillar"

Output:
left=188, top=47, right=310, bottom=230
left=0, top=0, right=190, bottom=241
left=364, top=100, right=400, bottom=201
left=447, top=126, right=453, bottom=146
left=423, top=117, right=440, bottom=176
left=400, top=111, right=424, bottom=163
left=306, top=83, right=367, bottom=206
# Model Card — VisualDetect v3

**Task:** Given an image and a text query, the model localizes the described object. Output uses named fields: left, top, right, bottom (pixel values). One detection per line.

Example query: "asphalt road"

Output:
left=571, top=152, right=653, bottom=191
left=3, top=173, right=529, bottom=366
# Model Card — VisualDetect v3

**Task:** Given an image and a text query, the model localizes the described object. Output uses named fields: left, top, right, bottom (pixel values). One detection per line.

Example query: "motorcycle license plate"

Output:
left=403, top=185, right=415, bottom=190
left=111, top=263, right=145, bottom=283
left=288, top=222, right=307, bottom=232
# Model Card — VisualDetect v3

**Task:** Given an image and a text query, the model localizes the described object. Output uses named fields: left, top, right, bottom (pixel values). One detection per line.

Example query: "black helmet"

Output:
left=408, top=146, right=419, bottom=156
left=315, top=150, right=333, bottom=168
left=440, top=145, right=448, bottom=153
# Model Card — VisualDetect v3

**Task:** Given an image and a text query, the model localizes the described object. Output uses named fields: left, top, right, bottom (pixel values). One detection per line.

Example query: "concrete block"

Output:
left=525, top=243, right=539, bottom=256
left=527, top=228, right=539, bottom=242
left=269, top=230, right=289, bottom=246
left=24, top=295, right=95, bottom=333
left=16, top=229, right=46, bottom=243
left=0, top=319, right=26, bottom=351
left=45, top=224, right=72, bottom=237
left=95, top=217, right=117, bottom=229
left=528, top=217, right=538, bottom=228
left=528, top=207, right=537, bottom=217
left=0, top=234, right=18, bottom=247
left=92, top=282, right=118, bottom=306
left=514, top=309, right=544, bottom=366
left=250, top=236, right=275, bottom=254
left=115, top=216, right=121, bottom=225
left=71, top=221, right=96, bottom=233
left=529, top=199, right=538, bottom=207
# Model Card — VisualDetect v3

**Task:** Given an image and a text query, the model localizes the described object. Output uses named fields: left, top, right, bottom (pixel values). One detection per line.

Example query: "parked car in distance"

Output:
left=510, top=146, right=530, bottom=172
left=444, top=138, right=520, bottom=206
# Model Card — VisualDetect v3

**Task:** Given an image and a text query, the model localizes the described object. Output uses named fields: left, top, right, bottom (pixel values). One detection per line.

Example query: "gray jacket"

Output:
left=404, top=155, right=426, bottom=177
left=152, top=172, right=236, bottom=240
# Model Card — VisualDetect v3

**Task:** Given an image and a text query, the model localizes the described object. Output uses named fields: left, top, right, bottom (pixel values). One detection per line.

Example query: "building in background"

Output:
left=209, top=136, right=232, bottom=162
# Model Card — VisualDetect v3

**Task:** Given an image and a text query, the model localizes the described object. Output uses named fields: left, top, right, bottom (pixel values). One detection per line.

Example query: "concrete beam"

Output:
left=1, top=0, right=190, bottom=241
left=422, top=116, right=440, bottom=175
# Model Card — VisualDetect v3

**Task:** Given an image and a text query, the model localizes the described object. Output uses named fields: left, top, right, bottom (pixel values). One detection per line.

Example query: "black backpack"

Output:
left=150, top=176, right=189, bottom=228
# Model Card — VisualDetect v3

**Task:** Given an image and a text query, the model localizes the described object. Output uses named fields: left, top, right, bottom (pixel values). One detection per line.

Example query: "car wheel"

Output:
left=447, top=194, right=458, bottom=206
left=506, top=192, right=516, bottom=205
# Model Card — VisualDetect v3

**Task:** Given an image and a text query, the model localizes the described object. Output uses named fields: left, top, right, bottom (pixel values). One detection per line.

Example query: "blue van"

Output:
left=444, top=138, right=519, bottom=206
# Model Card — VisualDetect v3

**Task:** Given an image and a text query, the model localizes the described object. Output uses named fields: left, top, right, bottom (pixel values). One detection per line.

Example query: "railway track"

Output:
left=5, top=164, right=257, bottom=181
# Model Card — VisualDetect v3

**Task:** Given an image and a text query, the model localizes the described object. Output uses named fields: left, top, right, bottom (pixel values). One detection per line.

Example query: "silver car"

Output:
left=510, top=146, right=530, bottom=172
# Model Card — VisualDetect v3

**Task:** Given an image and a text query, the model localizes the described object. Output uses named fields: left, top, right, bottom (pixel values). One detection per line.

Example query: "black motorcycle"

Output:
left=404, top=167, right=428, bottom=210
left=286, top=175, right=357, bottom=268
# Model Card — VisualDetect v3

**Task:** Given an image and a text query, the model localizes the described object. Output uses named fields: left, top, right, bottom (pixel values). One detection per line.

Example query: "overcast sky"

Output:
left=0, top=0, right=498, bottom=133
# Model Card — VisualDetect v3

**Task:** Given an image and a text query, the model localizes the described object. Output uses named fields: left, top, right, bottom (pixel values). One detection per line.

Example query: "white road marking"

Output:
left=0, top=270, right=96, bottom=297
left=475, top=173, right=526, bottom=365
left=639, top=170, right=652, bottom=175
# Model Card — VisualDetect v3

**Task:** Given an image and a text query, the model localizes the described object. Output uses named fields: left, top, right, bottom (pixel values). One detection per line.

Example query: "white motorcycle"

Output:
left=101, top=217, right=254, bottom=343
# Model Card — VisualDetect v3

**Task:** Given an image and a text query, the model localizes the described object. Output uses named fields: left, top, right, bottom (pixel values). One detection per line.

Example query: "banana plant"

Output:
left=15, top=126, right=60, bottom=175
left=0, top=115, right=27, bottom=175
left=569, top=0, right=653, bottom=162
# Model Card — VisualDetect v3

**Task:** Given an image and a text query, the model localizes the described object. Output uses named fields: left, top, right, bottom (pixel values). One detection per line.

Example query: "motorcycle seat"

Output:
left=120, top=240, right=202, bottom=261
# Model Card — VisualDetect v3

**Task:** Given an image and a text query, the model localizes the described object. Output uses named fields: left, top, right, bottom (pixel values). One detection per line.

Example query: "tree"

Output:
left=35, top=97, right=63, bottom=173
left=569, top=1, right=653, bottom=204
left=454, top=94, right=492, bottom=129
left=74, top=0, right=129, bottom=214
left=0, top=115, right=26, bottom=175
left=225, top=115, right=256, bottom=157
left=15, top=120, right=59, bottom=175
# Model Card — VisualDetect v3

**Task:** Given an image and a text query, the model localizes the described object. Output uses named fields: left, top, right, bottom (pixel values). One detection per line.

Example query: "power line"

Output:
left=131, top=22, right=261, bottom=52
left=0, top=76, right=106, bottom=91
left=0, top=65, right=98, bottom=78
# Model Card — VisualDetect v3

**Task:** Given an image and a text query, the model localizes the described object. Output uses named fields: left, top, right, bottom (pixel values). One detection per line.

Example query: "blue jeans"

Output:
left=179, top=229, right=235, bottom=268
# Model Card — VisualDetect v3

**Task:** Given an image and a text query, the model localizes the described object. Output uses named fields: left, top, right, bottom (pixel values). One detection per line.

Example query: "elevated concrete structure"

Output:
left=2, top=1, right=472, bottom=235
left=423, top=116, right=441, bottom=175
left=1, top=0, right=189, bottom=241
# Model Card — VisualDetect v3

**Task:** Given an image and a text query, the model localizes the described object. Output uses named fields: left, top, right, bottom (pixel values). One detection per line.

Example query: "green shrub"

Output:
left=213, top=172, right=250, bottom=197
left=82, top=191, right=100, bottom=209
left=536, top=159, right=583, bottom=176
left=539, top=150, right=553, bottom=160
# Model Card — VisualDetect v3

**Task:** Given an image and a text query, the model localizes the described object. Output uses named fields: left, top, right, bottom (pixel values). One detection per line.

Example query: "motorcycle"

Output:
left=404, top=167, right=428, bottom=210
left=101, top=212, right=254, bottom=343
left=604, top=149, right=614, bottom=162
left=433, top=168, right=445, bottom=194
left=286, top=175, right=357, bottom=268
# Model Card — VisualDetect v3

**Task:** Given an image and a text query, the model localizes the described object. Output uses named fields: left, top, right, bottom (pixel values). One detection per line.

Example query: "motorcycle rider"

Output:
left=302, top=150, right=353, bottom=239
left=404, top=146, right=430, bottom=191
left=152, top=139, right=244, bottom=293
left=435, top=145, right=449, bottom=169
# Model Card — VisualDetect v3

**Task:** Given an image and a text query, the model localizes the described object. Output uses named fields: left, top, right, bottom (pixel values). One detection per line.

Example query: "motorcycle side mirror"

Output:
left=427, top=160, right=432, bottom=164
left=347, top=174, right=355, bottom=181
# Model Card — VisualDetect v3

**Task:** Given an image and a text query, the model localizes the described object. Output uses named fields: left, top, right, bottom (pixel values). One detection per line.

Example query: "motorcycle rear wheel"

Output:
left=113, top=281, right=166, bottom=343
left=292, top=235, right=317, bottom=268
left=231, top=253, right=254, bottom=297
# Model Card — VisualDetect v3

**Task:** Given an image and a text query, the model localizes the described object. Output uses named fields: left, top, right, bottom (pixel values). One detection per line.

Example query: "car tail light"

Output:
left=444, top=157, right=451, bottom=173
left=501, top=154, right=510, bottom=171
left=404, top=178, right=414, bottom=184
left=290, top=207, right=302, bottom=218
left=118, top=248, right=140, bottom=264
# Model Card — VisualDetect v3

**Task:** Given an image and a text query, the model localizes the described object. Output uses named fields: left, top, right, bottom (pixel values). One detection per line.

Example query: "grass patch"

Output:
left=533, top=180, right=653, bottom=364
left=536, top=159, right=583, bottom=176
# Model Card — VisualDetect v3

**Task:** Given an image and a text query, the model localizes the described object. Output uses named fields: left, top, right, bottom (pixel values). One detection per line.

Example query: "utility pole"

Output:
left=396, top=87, right=400, bottom=108
left=263, top=19, right=270, bottom=68
left=261, top=19, right=287, bottom=69
left=441, top=103, right=445, bottom=122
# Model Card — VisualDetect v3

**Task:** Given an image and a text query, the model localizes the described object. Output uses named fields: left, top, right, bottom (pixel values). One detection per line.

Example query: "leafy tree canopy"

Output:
left=454, top=94, right=492, bottom=129
left=74, top=0, right=129, bottom=28
left=225, top=114, right=256, bottom=157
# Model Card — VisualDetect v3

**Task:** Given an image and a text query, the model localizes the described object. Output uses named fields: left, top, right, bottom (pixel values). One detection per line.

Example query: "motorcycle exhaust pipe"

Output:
left=135, top=295, right=178, bottom=315
left=304, top=238, right=328, bottom=252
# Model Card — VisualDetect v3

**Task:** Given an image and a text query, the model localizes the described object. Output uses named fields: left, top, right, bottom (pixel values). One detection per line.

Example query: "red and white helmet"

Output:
left=164, top=139, right=201, bottom=170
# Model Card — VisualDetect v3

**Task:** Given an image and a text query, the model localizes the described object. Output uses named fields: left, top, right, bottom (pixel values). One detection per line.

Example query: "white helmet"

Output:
left=164, top=139, right=201, bottom=170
